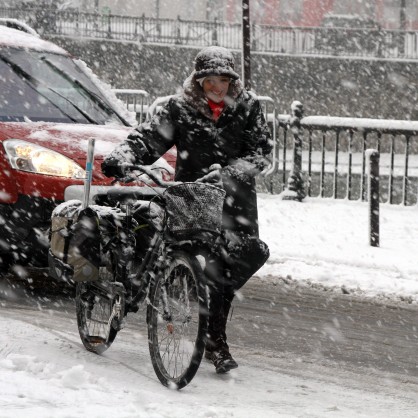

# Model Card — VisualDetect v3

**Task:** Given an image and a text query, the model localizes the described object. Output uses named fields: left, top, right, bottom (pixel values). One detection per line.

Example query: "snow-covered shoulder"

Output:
left=257, top=195, right=418, bottom=304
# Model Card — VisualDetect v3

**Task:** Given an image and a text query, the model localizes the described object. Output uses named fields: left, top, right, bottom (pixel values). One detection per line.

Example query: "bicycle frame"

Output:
left=75, top=162, right=223, bottom=388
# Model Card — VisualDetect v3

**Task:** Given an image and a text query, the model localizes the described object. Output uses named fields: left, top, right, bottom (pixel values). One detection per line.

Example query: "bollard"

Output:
left=83, top=138, right=95, bottom=209
left=367, top=149, right=379, bottom=247
left=282, top=101, right=306, bottom=202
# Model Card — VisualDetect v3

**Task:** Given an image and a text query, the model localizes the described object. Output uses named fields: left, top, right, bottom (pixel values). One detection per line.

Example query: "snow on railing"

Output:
left=273, top=109, right=418, bottom=205
left=112, top=89, right=150, bottom=123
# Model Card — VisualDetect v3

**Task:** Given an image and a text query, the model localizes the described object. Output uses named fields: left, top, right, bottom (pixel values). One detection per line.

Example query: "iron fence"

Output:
left=1, top=7, right=417, bottom=59
left=267, top=107, right=418, bottom=206
left=112, top=89, right=149, bottom=123
left=116, top=92, right=418, bottom=206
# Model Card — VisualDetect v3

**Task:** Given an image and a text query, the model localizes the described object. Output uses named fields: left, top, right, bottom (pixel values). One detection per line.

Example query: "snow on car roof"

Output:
left=0, top=25, right=67, bottom=54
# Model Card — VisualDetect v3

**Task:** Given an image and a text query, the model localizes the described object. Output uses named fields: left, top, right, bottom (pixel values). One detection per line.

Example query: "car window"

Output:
left=0, top=58, right=81, bottom=122
left=0, top=47, right=127, bottom=125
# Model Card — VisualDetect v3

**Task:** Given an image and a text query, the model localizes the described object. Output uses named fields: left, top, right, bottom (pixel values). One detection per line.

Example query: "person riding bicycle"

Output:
left=101, top=46, right=272, bottom=374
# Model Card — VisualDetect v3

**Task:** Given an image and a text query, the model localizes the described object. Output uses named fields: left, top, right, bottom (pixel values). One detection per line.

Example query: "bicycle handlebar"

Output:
left=112, top=164, right=179, bottom=188
left=111, top=163, right=223, bottom=190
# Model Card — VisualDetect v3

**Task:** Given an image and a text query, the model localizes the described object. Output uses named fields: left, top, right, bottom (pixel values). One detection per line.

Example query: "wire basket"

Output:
left=163, top=183, right=226, bottom=238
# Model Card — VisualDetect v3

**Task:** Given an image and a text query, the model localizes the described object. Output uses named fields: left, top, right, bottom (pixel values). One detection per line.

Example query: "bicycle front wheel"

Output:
left=147, top=250, right=208, bottom=389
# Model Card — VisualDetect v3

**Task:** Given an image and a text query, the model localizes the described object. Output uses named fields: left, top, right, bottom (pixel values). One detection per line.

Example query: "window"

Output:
left=383, top=0, right=400, bottom=24
left=382, top=0, right=418, bottom=25
left=406, top=1, right=418, bottom=21
left=279, top=0, right=303, bottom=24
left=333, top=0, right=375, bottom=17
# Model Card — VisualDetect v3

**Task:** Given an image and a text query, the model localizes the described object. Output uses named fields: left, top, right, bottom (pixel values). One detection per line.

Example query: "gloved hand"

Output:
left=230, top=159, right=259, bottom=176
left=101, top=157, right=126, bottom=179
left=222, top=159, right=257, bottom=183
left=222, top=165, right=250, bottom=183
left=196, top=164, right=223, bottom=187
left=223, top=156, right=270, bottom=182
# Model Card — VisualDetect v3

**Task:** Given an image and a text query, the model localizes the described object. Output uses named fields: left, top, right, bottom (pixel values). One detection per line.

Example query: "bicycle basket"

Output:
left=163, top=183, right=225, bottom=238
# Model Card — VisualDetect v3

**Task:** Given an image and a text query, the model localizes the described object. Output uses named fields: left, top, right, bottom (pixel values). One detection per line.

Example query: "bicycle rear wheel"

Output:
left=147, top=250, right=208, bottom=389
left=76, top=268, right=125, bottom=355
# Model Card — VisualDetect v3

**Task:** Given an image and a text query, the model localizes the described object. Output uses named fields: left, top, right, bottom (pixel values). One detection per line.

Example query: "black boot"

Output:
left=205, top=295, right=238, bottom=374
left=206, top=341, right=238, bottom=374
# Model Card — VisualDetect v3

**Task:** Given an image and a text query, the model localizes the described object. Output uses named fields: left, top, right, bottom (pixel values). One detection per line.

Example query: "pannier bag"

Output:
left=222, top=231, right=270, bottom=291
left=49, top=200, right=118, bottom=282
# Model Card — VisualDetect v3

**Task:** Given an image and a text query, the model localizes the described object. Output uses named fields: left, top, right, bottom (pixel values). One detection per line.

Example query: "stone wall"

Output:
left=47, top=36, right=418, bottom=120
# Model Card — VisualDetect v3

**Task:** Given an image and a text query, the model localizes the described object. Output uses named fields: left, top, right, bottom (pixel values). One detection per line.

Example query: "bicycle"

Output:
left=72, top=163, right=225, bottom=390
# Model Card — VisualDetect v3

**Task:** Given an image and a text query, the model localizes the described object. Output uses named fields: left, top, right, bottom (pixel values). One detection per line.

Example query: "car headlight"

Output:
left=3, top=139, right=85, bottom=179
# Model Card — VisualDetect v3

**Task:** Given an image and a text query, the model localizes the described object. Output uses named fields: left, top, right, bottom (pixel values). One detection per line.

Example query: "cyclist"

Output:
left=102, top=46, right=272, bottom=374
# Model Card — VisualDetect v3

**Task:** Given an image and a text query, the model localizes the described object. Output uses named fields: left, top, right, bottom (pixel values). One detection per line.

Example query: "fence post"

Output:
left=107, top=12, right=112, bottom=39
left=212, top=17, right=218, bottom=45
left=175, top=15, right=181, bottom=44
left=141, top=12, right=146, bottom=32
left=75, top=10, right=79, bottom=34
left=367, top=149, right=379, bottom=247
left=282, top=101, right=306, bottom=202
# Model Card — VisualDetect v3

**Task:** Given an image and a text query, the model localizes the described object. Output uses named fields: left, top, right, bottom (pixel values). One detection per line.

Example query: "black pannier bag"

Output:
left=49, top=200, right=118, bottom=282
left=222, top=231, right=270, bottom=291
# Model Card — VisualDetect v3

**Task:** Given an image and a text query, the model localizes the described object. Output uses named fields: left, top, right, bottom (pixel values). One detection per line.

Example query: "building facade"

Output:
left=4, top=0, right=418, bottom=29
left=225, top=0, right=418, bottom=29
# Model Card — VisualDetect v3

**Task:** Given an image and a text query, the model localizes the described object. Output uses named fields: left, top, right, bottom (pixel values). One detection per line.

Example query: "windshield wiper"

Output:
left=41, top=57, right=131, bottom=127
left=45, top=86, right=99, bottom=125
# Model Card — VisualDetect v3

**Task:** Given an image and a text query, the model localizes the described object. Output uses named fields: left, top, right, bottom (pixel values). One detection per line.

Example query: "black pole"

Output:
left=400, top=0, right=406, bottom=55
left=242, top=0, right=251, bottom=90
left=156, top=0, right=160, bottom=18
left=400, top=0, right=406, bottom=30
left=368, top=149, right=380, bottom=247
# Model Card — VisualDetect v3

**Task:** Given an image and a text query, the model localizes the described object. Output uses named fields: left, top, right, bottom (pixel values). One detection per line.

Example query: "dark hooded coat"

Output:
left=108, top=75, right=272, bottom=237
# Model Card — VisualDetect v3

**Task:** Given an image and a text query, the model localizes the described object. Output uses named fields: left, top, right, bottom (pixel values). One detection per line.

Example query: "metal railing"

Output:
left=108, top=90, right=418, bottom=206
left=112, top=89, right=149, bottom=123
left=1, top=7, right=418, bottom=59
left=269, top=104, right=418, bottom=205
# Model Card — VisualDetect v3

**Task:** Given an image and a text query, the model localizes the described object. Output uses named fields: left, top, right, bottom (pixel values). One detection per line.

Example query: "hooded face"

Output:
left=202, top=75, right=231, bottom=103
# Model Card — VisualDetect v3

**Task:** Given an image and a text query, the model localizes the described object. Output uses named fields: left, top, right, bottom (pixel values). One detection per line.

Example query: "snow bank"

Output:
left=257, top=195, right=418, bottom=303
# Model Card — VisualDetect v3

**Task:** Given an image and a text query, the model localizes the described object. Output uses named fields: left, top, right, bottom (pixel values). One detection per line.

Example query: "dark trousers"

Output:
left=199, top=233, right=269, bottom=350
left=201, top=247, right=234, bottom=350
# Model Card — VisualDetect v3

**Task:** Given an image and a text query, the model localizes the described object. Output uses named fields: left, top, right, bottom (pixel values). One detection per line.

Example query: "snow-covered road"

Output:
left=1, top=278, right=418, bottom=418
left=2, top=195, right=418, bottom=417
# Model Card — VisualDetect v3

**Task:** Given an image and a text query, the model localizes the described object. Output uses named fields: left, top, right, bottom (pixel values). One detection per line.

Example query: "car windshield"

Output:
left=0, top=47, right=128, bottom=125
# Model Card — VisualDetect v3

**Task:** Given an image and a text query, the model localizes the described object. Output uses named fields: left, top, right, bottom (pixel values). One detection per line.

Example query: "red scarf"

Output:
left=207, top=99, right=225, bottom=121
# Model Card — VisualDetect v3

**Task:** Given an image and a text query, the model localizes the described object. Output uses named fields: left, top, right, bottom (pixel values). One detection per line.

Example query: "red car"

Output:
left=0, top=23, right=175, bottom=273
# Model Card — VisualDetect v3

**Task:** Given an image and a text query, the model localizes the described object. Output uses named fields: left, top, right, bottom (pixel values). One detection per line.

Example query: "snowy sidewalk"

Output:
left=257, top=194, right=418, bottom=302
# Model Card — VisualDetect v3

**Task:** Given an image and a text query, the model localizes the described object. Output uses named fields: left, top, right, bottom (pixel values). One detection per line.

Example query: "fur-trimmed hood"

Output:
left=182, top=71, right=245, bottom=120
